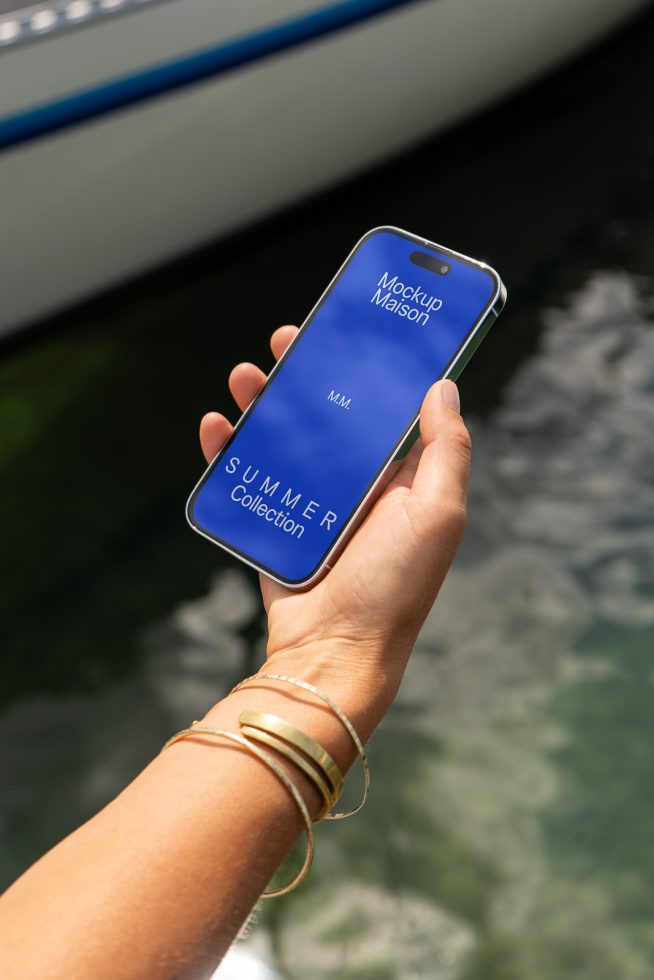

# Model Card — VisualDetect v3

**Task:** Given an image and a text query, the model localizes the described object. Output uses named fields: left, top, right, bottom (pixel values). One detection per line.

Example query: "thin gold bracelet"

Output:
left=230, top=673, right=370, bottom=819
left=162, top=725, right=314, bottom=898
left=239, top=710, right=344, bottom=804
left=239, top=723, right=333, bottom=821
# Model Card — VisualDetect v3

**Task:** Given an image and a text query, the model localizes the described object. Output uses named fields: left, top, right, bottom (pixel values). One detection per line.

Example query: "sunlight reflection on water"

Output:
left=211, top=946, right=281, bottom=979
left=229, top=269, right=654, bottom=976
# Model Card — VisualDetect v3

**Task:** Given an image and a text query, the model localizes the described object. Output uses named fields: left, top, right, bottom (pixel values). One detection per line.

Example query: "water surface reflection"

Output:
left=241, top=269, right=654, bottom=977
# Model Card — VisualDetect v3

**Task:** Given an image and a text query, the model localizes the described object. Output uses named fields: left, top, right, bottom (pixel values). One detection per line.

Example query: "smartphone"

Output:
left=187, top=226, right=506, bottom=588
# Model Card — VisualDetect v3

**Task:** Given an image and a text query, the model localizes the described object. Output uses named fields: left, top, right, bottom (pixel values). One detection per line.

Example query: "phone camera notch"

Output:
left=410, top=250, right=451, bottom=276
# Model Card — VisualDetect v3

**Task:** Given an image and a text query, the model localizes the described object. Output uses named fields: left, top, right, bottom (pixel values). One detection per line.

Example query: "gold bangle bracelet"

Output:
left=162, top=725, right=314, bottom=898
left=239, top=710, right=344, bottom=804
left=230, top=673, right=370, bottom=819
left=239, top=723, right=333, bottom=821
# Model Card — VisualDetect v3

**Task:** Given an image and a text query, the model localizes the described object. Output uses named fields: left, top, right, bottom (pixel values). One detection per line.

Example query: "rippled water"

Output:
left=208, top=270, right=653, bottom=979
left=2, top=8, right=654, bottom=979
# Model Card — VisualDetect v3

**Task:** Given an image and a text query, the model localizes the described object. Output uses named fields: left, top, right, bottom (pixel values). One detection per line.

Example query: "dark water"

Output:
left=2, top=8, right=654, bottom=978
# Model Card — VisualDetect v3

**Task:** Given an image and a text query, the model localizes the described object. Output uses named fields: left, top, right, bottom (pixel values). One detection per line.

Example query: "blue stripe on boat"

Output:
left=0, top=0, right=421, bottom=151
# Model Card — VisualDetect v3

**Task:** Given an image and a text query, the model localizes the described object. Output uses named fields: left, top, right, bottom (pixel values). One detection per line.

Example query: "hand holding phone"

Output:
left=189, top=226, right=505, bottom=587
left=199, top=324, right=476, bottom=735
left=193, top=225, right=506, bottom=724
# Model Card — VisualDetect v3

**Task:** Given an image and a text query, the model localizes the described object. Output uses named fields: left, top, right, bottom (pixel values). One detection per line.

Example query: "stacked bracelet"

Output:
left=162, top=672, right=369, bottom=898
left=239, top=710, right=344, bottom=821
left=231, top=672, right=370, bottom=819
left=239, top=722, right=334, bottom=821
left=162, top=725, right=314, bottom=898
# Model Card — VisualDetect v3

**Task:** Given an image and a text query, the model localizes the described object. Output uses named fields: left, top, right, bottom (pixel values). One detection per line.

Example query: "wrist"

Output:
left=200, top=669, right=364, bottom=822
left=198, top=637, right=410, bottom=820
left=261, top=636, right=408, bottom=741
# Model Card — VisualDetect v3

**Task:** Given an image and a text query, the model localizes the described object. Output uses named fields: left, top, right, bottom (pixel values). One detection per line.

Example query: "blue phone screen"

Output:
left=188, top=228, right=497, bottom=584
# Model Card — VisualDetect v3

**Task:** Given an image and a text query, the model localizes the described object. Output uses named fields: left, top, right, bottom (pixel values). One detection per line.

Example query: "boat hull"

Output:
left=0, top=0, right=649, bottom=336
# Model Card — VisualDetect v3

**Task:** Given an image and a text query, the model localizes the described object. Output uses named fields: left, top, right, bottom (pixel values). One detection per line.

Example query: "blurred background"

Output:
left=1, top=1, right=654, bottom=977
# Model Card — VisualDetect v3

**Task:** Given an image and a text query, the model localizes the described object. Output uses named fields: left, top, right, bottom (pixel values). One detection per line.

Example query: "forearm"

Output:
left=0, top=641, right=397, bottom=980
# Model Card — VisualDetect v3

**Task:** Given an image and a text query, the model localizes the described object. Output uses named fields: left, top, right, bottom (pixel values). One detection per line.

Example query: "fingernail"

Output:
left=441, top=380, right=460, bottom=414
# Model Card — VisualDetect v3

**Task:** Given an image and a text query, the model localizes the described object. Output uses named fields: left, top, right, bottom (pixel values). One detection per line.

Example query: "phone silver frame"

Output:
left=186, top=225, right=507, bottom=588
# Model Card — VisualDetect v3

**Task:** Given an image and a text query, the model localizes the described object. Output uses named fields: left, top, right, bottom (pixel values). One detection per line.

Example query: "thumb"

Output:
left=407, top=380, right=472, bottom=542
